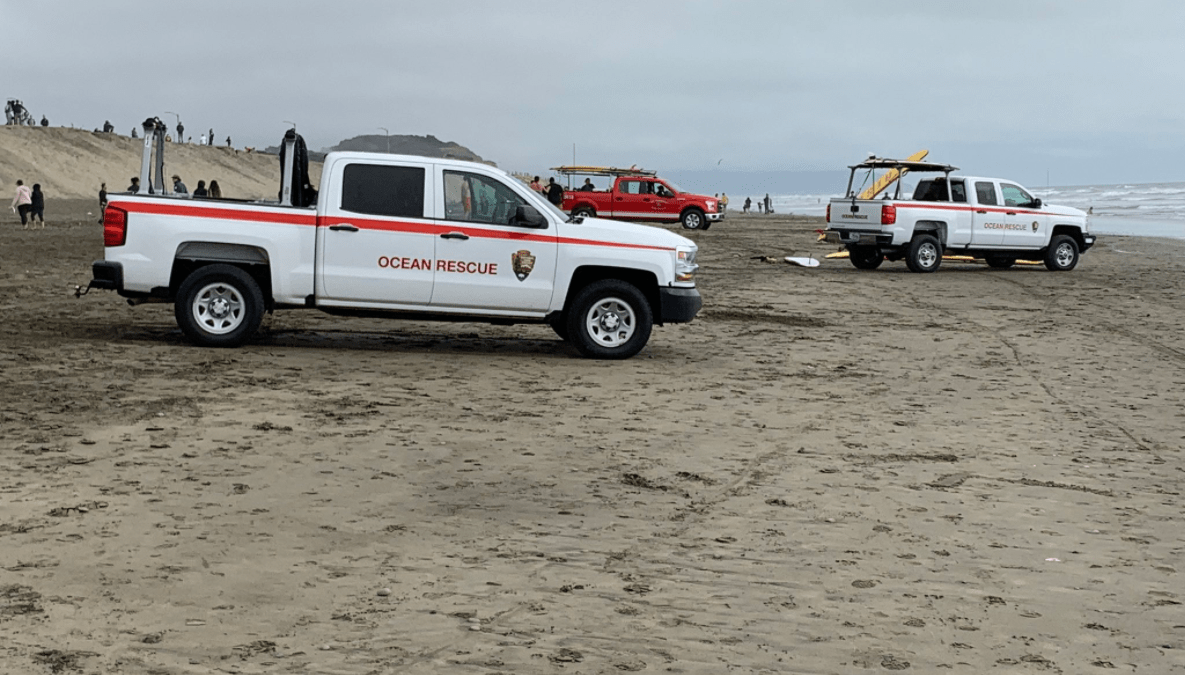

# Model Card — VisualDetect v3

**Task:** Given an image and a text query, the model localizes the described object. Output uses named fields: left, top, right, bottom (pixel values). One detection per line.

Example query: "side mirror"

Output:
left=1032, top=198, right=1042, bottom=208
left=512, top=204, right=548, bottom=228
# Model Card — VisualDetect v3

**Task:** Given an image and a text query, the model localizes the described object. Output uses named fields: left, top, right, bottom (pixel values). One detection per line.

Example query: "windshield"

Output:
left=663, top=180, right=683, bottom=194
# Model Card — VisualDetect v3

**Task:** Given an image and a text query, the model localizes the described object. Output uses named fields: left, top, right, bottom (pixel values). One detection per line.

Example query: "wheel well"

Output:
left=1051, top=224, right=1084, bottom=247
left=170, top=260, right=273, bottom=307
left=682, top=206, right=704, bottom=218
left=914, top=220, right=948, bottom=246
left=571, top=203, right=596, bottom=215
left=564, top=266, right=660, bottom=319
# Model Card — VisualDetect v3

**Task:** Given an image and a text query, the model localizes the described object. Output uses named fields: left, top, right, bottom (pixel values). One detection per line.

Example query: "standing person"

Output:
left=99, top=183, right=107, bottom=209
left=544, top=177, right=564, bottom=206
left=208, top=129, right=214, bottom=146
left=528, top=176, right=543, bottom=193
left=721, top=192, right=729, bottom=212
left=40, top=115, right=49, bottom=127
left=764, top=193, right=771, bottom=214
left=172, top=175, right=188, bottom=195
left=226, top=136, right=231, bottom=147
left=208, top=180, right=222, bottom=199
left=579, top=178, right=596, bottom=191
left=29, top=184, right=45, bottom=228
left=176, top=120, right=184, bottom=142
left=11, top=180, right=32, bottom=228
left=743, top=196, right=751, bottom=214
left=192, top=180, right=208, bottom=198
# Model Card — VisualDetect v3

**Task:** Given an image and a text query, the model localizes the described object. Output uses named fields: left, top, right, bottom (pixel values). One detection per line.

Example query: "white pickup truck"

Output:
left=84, top=120, right=702, bottom=359
left=823, top=158, right=1095, bottom=272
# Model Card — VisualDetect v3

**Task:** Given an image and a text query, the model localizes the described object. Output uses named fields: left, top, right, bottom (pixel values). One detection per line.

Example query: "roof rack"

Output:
left=550, top=165, right=657, bottom=177
left=850, top=157, right=958, bottom=172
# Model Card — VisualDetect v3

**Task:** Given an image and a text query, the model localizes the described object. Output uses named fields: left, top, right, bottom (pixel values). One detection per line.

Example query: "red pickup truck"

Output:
left=553, top=166, right=722, bottom=230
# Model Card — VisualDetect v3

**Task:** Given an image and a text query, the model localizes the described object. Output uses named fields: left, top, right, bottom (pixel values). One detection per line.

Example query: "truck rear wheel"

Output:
left=681, top=208, right=705, bottom=230
left=849, top=245, right=884, bottom=270
left=566, top=280, right=653, bottom=359
left=175, top=264, right=265, bottom=347
left=906, top=234, right=942, bottom=273
left=1044, top=235, right=1079, bottom=271
left=571, top=206, right=596, bottom=220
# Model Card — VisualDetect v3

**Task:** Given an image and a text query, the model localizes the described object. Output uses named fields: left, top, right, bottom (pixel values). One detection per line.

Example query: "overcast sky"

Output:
left=5, top=0, right=1185, bottom=189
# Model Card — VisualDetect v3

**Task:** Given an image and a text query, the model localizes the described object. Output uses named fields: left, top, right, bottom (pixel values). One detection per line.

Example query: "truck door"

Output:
left=651, top=181, right=677, bottom=219
left=1000, top=183, right=1049, bottom=249
left=318, top=161, right=436, bottom=305
left=431, top=168, right=558, bottom=312
left=945, top=179, right=974, bottom=245
left=971, top=181, right=1005, bottom=246
left=614, top=179, right=654, bottom=220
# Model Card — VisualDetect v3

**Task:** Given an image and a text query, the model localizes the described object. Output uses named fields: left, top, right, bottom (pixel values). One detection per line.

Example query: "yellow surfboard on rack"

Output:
left=857, top=150, right=928, bottom=199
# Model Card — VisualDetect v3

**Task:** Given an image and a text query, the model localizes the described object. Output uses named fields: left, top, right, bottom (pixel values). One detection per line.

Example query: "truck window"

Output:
left=974, top=181, right=998, bottom=206
left=1000, top=183, right=1033, bottom=207
left=444, top=171, right=526, bottom=225
left=621, top=180, right=650, bottom=195
left=950, top=180, right=966, bottom=203
left=341, top=164, right=425, bottom=218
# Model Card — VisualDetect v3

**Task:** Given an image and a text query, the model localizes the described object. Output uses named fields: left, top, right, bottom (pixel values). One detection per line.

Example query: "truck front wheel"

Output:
left=566, top=280, right=653, bottom=359
left=681, top=208, right=705, bottom=230
left=906, top=234, right=942, bottom=273
left=175, top=264, right=265, bottom=347
left=1044, top=235, right=1079, bottom=271
left=849, top=246, right=884, bottom=270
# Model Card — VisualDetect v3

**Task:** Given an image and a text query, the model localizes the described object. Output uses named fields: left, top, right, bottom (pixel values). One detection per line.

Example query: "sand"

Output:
left=2, top=202, right=1183, bottom=674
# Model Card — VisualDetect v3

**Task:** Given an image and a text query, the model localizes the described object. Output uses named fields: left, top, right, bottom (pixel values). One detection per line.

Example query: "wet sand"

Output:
left=2, top=202, right=1183, bottom=674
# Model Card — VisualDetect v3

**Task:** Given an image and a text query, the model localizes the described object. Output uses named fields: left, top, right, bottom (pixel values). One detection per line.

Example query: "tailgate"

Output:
left=828, top=199, right=886, bottom=228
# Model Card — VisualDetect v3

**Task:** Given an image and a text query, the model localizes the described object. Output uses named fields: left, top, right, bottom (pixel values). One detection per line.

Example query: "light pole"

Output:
left=165, top=111, right=180, bottom=142
left=378, top=127, right=389, bottom=153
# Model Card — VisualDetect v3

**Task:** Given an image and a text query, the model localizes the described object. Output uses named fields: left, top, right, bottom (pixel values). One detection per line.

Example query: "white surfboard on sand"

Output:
left=784, top=256, right=820, bottom=267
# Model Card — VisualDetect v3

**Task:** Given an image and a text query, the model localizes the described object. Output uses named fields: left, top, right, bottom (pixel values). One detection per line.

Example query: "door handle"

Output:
left=1006, top=211, right=1017, bottom=216
left=328, top=223, right=358, bottom=232
left=440, top=232, right=469, bottom=240
left=976, top=210, right=987, bottom=214
left=643, top=198, right=650, bottom=202
left=615, top=197, right=623, bottom=201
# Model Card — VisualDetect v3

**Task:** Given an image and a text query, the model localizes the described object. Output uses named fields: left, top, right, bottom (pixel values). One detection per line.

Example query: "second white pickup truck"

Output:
left=84, top=120, right=702, bottom=359
left=824, top=158, right=1095, bottom=272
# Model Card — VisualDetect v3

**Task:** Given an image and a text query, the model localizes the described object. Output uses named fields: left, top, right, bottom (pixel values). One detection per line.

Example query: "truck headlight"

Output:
left=676, top=247, right=698, bottom=282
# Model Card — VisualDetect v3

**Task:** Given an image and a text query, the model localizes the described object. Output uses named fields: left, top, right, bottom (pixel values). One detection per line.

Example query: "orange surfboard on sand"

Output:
left=857, top=150, right=928, bottom=199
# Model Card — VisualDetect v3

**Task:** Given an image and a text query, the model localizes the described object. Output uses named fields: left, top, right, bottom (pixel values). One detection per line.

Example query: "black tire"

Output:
left=681, top=208, right=705, bottom=230
left=905, top=234, right=942, bottom=273
left=1044, top=234, right=1079, bottom=271
left=985, top=254, right=1016, bottom=269
left=565, top=279, right=653, bottom=359
left=571, top=206, right=596, bottom=220
left=849, top=245, right=884, bottom=270
left=174, top=264, right=265, bottom=347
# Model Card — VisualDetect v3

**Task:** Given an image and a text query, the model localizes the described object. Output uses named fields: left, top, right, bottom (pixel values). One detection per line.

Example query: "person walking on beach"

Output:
left=11, top=180, right=32, bottom=228
left=29, top=184, right=45, bottom=228
left=721, top=192, right=729, bottom=212
left=764, top=193, right=771, bottom=215
left=743, top=196, right=751, bottom=214
left=208, top=180, right=222, bottom=199
left=544, top=177, right=564, bottom=206
left=192, top=180, right=208, bottom=198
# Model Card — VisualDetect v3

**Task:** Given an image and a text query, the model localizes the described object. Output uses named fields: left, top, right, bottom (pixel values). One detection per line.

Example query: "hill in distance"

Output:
left=265, top=134, right=486, bottom=164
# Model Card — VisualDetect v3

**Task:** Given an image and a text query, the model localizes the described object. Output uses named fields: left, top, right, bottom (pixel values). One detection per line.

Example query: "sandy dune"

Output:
left=1, top=202, right=1183, bottom=674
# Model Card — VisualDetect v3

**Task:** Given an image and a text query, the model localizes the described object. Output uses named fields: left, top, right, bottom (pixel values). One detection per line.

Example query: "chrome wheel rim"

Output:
left=1055, top=243, right=1074, bottom=267
left=684, top=213, right=702, bottom=229
left=918, top=242, right=938, bottom=268
left=584, top=296, right=636, bottom=348
left=191, top=282, right=245, bottom=335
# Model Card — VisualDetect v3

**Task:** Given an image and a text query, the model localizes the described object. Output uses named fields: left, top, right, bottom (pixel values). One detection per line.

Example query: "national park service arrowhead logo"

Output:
left=1032, top=221, right=1040, bottom=232
left=511, top=249, right=536, bottom=282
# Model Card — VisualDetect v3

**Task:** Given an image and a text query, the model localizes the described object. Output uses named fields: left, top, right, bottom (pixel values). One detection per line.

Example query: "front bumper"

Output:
left=658, top=286, right=702, bottom=324
left=823, top=229, right=894, bottom=246
left=1081, top=234, right=1096, bottom=252
left=707, top=211, right=724, bottom=222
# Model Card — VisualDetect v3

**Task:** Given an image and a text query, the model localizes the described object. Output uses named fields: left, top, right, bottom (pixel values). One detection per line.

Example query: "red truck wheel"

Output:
left=571, top=206, right=596, bottom=220
left=680, top=208, right=705, bottom=230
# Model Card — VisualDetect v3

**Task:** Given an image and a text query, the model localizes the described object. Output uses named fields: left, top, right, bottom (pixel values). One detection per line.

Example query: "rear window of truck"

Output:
left=341, top=164, right=425, bottom=218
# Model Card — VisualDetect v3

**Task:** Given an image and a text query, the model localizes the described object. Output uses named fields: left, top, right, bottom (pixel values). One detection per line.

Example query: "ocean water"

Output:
left=749, top=182, right=1185, bottom=240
